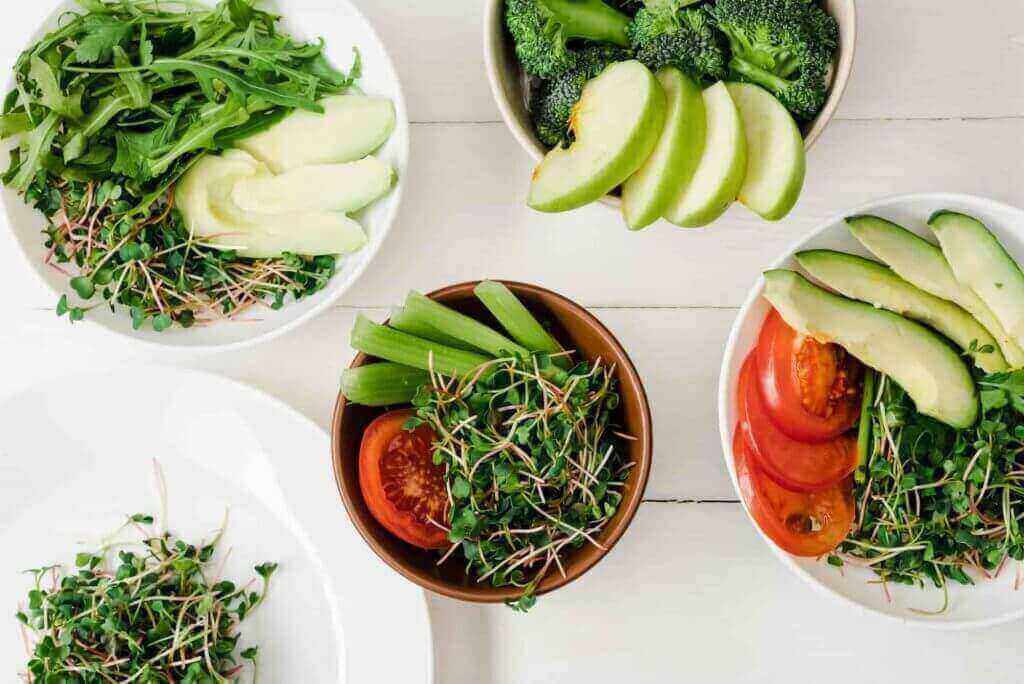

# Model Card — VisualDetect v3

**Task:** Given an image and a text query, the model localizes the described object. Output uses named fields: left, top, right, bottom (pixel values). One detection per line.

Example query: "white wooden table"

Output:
left=2, top=1, right=1024, bottom=682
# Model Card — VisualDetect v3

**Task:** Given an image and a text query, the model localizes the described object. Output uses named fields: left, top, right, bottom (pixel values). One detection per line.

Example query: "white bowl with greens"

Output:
left=720, top=193, right=1024, bottom=629
left=0, top=0, right=408, bottom=351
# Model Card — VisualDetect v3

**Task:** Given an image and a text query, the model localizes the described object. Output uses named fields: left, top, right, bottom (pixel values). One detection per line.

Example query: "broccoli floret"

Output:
left=604, top=0, right=644, bottom=15
left=529, top=45, right=631, bottom=148
left=710, top=0, right=839, bottom=120
left=627, top=2, right=728, bottom=84
left=505, top=0, right=632, bottom=79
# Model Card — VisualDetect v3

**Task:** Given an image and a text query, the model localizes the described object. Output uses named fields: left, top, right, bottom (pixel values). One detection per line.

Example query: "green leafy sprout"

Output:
left=2, top=0, right=360, bottom=331
left=17, top=511, right=277, bottom=682
left=840, top=369, right=1024, bottom=608
left=409, top=352, right=632, bottom=611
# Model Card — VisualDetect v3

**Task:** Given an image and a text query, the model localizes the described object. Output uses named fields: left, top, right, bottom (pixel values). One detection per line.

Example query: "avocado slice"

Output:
left=177, top=151, right=367, bottom=258
left=928, top=211, right=1024, bottom=356
left=847, top=215, right=1024, bottom=368
left=231, top=157, right=395, bottom=215
left=796, top=249, right=1008, bottom=373
left=763, top=269, right=978, bottom=429
left=236, top=95, right=396, bottom=174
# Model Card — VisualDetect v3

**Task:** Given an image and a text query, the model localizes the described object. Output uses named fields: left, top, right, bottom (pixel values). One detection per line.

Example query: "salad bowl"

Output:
left=0, top=0, right=409, bottom=353
left=719, top=192, right=1024, bottom=629
left=483, top=0, right=858, bottom=210
left=331, top=280, right=653, bottom=603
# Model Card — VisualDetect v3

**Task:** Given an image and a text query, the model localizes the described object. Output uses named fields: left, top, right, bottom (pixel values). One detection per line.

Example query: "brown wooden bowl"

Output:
left=331, top=281, right=653, bottom=603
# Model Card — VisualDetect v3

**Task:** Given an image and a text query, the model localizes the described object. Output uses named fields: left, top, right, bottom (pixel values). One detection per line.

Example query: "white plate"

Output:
left=719, top=192, right=1024, bottom=629
left=0, top=366, right=433, bottom=681
left=0, top=0, right=409, bottom=353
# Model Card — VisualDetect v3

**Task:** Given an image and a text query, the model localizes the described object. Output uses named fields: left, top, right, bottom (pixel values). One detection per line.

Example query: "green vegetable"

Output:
left=710, top=0, right=838, bottom=120
left=473, top=280, right=567, bottom=363
left=842, top=369, right=1024, bottom=593
left=18, top=512, right=276, bottom=682
left=627, top=2, right=728, bottom=85
left=505, top=0, right=632, bottom=79
left=529, top=45, right=630, bottom=148
left=389, top=306, right=482, bottom=352
left=340, top=362, right=431, bottom=407
left=403, top=291, right=531, bottom=359
left=3, top=0, right=359, bottom=330
left=350, top=315, right=492, bottom=378
left=412, top=353, right=630, bottom=609
left=855, top=367, right=875, bottom=481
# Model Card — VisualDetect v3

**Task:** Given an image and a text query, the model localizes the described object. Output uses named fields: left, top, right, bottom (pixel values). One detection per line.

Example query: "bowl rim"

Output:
left=717, top=191, right=1024, bottom=631
left=331, top=279, right=654, bottom=603
left=0, top=0, right=410, bottom=355
left=482, top=0, right=858, bottom=209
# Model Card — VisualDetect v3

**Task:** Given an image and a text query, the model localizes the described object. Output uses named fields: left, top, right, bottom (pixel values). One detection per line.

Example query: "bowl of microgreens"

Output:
left=0, top=0, right=408, bottom=351
left=484, top=0, right=856, bottom=226
left=331, top=280, right=652, bottom=609
left=720, top=192, right=1024, bottom=628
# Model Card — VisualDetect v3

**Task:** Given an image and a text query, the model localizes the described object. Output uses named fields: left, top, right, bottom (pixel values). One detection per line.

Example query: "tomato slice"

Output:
left=756, top=309, right=861, bottom=443
left=739, top=354, right=858, bottom=492
left=734, top=429, right=854, bottom=557
left=359, top=410, right=450, bottom=550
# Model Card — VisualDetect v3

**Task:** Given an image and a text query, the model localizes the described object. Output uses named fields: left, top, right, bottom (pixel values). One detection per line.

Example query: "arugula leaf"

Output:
left=148, top=97, right=249, bottom=177
left=113, top=46, right=152, bottom=108
left=29, top=56, right=83, bottom=120
left=64, top=90, right=136, bottom=162
left=12, top=113, right=60, bottom=190
left=74, top=15, right=133, bottom=64
left=0, top=113, right=31, bottom=139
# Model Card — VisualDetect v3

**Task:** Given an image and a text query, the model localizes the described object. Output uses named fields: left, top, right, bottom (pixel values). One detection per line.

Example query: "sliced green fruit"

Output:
left=664, top=81, right=747, bottom=228
left=232, top=157, right=395, bottom=215
left=796, top=249, right=1008, bottom=372
left=847, top=215, right=1024, bottom=368
left=726, top=82, right=805, bottom=221
left=763, top=269, right=978, bottom=429
left=178, top=150, right=366, bottom=258
left=236, top=95, right=396, bottom=173
left=928, top=210, right=1024, bottom=354
left=528, top=60, right=667, bottom=213
left=621, top=68, right=706, bottom=230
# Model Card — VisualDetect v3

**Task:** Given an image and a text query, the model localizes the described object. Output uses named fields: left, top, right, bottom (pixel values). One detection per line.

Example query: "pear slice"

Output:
left=621, top=67, right=706, bottom=231
left=231, top=157, right=395, bottom=215
left=727, top=83, right=805, bottom=221
left=664, top=81, right=747, bottom=228
left=528, top=60, right=666, bottom=213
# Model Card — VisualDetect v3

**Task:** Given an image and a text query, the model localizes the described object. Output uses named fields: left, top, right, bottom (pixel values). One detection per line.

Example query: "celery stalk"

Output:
left=340, top=363, right=431, bottom=407
left=855, top=368, right=876, bottom=482
left=403, top=291, right=530, bottom=358
left=351, top=315, right=491, bottom=378
left=388, top=307, right=480, bottom=352
left=474, top=281, right=566, bottom=363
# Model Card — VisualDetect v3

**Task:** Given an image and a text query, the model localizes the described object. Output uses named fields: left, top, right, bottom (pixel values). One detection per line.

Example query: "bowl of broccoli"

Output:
left=484, top=0, right=857, bottom=210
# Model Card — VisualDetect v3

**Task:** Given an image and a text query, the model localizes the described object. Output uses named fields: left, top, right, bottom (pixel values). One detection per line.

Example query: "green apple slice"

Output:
left=621, top=68, right=706, bottom=231
left=664, top=81, right=747, bottom=228
left=528, top=60, right=666, bottom=213
left=726, top=82, right=806, bottom=221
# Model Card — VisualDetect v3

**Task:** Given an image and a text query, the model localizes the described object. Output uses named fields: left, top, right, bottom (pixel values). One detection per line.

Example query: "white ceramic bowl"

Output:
left=483, top=0, right=857, bottom=209
left=0, top=0, right=409, bottom=352
left=719, top=192, right=1024, bottom=629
